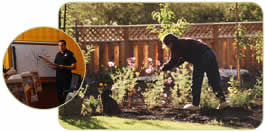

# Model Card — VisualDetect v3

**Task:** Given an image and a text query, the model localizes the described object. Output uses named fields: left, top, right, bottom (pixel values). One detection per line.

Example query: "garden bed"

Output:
left=118, top=99, right=262, bottom=129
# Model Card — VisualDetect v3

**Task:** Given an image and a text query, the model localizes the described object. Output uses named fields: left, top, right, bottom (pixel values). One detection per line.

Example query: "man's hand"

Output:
left=57, top=65, right=64, bottom=69
left=160, top=64, right=170, bottom=71
left=57, top=63, right=76, bottom=70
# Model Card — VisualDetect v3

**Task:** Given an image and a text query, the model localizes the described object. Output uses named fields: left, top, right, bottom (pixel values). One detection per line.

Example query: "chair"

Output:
left=6, top=74, right=31, bottom=105
left=65, top=73, right=81, bottom=102
left=70, top=73, right=82, bottom=92
left=20, top=72, right=39, bottom=103
left=31, top=72, right=43, bottom=93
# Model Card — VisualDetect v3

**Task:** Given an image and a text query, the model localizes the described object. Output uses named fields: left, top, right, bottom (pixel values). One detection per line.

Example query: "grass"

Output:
left=59, top=115, right=233, bottom=130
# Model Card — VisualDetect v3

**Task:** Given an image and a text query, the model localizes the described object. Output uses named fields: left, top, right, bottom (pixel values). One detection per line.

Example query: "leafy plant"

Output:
left=82, top=44, right=95, bottom=64
left=170, top=62, right=192, bottom=106
left=250, top=31, right=263, bottom=64
left=200, top=77, right=220, bottom=109
left=110, top=57, right=140, bottom=104
left=81, top=96, right=102, bottom=115
left=233, top=24, right=249, bottom=58
left=59, top=3, right=76, bottom=35
left=143, top=4, right=190, bottom=108
left=147, top=3, right=189, bottom=50
left=252, top=74, right=263, bottom=99
left=227, top=76, right=253, bottom=107
left=78, top=85, right=88, bottom=99
left=228, top=89, right=253, bottom=108
left=143, top=71, right=167, bottom=108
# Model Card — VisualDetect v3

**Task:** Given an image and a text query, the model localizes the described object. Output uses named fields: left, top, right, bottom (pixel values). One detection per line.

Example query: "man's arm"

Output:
left=161, top=57, right=185, bottom=71
left=58, top=63, right=76, bottom=70
left=40, top=56, right=57, bottom=69
left=161, top=46, right=185, bottom=71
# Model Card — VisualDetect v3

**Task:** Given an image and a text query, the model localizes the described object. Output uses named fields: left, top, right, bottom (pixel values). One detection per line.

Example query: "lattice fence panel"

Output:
left=77, top=26, right=125, bottom=43
left=183, top=24, right=214, bottom=39
left=128, top=26, right=158, bottom=40
left=66, top=22, right=262, bottom=44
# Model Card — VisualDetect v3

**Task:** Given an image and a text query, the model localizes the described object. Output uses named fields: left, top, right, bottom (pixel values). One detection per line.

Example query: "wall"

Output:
left=3, top=27, right=85, bottom=78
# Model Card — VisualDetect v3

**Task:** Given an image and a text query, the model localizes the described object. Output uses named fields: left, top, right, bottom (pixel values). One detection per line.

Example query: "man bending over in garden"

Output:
left=161, top=33, right=228, bottom=110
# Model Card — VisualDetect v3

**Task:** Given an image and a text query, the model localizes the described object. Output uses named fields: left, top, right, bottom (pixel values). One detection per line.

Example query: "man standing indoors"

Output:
left=41, top=40, right=76, bottom=105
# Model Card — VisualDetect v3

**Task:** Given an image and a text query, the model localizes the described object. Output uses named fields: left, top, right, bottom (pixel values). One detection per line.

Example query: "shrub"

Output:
left=110, top=57, right=140, bottom=104
left=81, top=96, right=102, bottom=115
left=143, top=71, right=167, bottom=108
left=200, top=77, right=219, bottom=109
left=82, top=44, right=95, bottom=64
left=170, top=62, right=192, bottom=106
left=227, top=76, right=253, bottom=107
left=78, top=85, right=88, bottom=99
left=252, top=74, right=263, bottom=99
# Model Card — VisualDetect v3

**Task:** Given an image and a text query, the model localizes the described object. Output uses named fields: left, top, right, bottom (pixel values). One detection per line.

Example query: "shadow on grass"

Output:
left=59, top=115, right=106, bottom=129
left=141, top=120, right=171, bottom=129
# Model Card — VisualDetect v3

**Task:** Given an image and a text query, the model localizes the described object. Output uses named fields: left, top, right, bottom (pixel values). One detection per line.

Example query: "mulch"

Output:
left=117, top=101, right=262, bottom=129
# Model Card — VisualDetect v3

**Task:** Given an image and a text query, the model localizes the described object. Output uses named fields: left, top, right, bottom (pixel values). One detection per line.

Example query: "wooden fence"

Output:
left=65, top=21, right=263, bottom=73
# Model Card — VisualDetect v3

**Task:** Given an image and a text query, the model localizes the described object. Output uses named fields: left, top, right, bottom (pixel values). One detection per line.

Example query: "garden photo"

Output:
left=58, top=2, right=263, bottom=129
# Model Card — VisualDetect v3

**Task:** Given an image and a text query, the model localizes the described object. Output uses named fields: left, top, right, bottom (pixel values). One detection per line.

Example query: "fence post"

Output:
left=143, top=43, right=149, bottom=67
left=227, top=38, right=231, bottom=67
left=251, top=43, right=255, bottom=68
left=213, top=24, right=223, bottom=67
left=212, top=24, right=219, bottom=52
left=63, top=4, right=67, bottom=32
left=153, top=41, right=159, bottom=67
left=58, top=8, right=61, bottom=30
left=133, top=43, right=139, bottom=69
left=114, top=43, right=119, bottom=66
left=104, top=43, right=109, bottom=67
left=223, top=39, right=227, bottom=68
left=93, top=44, right=100, bottom=73
left=121, top=27, right=129, bottom=65
left=245, top=46, right=251, bottom=69
left=75, top=21, right=79, bottom=43
left=163, top=48, right=169, bottom=63
left=241, top=48, right=246, bottom=68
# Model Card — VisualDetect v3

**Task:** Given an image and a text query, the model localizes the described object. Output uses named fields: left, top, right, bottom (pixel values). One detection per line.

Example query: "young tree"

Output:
left=147, top=3, right=189, bottom=40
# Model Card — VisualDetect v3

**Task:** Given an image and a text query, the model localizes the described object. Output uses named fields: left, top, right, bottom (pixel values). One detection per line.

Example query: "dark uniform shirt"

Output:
left=54, top=49, right=76, bottom=78
left=162, top=39, right=211, bottom=70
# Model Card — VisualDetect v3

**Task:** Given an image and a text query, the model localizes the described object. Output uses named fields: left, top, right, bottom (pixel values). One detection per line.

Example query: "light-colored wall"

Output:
left=3, top=27, right=85, bottom=77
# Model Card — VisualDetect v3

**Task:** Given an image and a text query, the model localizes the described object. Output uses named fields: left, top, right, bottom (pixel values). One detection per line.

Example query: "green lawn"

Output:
left=59, top=115, right=234, bottom=130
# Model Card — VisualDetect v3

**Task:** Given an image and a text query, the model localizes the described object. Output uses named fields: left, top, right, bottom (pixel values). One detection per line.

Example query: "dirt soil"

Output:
left=118, top=101, right=263, bottom=129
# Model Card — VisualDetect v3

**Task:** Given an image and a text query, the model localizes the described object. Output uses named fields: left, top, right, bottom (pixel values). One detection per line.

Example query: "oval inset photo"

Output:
left=3, top=27, right=85, bottom=109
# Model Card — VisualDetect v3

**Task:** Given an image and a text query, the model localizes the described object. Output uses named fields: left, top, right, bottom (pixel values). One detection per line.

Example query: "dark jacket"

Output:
left=162, top=39, right=211, bottom=71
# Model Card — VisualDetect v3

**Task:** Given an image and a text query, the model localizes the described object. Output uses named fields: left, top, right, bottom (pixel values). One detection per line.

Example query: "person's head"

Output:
left=58, top=40, right=67, bottom=52
left=161, top=33, right=178, bottom=48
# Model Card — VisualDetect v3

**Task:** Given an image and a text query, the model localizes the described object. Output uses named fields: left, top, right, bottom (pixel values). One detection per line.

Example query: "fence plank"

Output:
left=133, top=43, right=139, bottom=69
left=227, top=39, right=233, bottom=67
left=114, top=43, right=119, bottom=66
left=104, top=43, right=109, bottom=67
left=251, top=44, right=255, bottom=67
left=241, top=48, right=246, bottom=68
left=153, top=41, right=159, bottom=67
left=163, top=47, right=169, bottom=63
left=143, top=43, right=149, bottom=68
left=217, top=40, right=222, bottom=67
left=94, top=44, right=99, bottom=73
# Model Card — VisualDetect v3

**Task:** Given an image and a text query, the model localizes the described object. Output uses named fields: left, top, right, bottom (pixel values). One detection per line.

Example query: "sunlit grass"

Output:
left=59, top=115, right=233, bottom=130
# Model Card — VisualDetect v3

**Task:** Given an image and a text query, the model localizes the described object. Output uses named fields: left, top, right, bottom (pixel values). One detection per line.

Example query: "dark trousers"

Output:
left=191, top=49, right=226, bottom=106
left=56, top=72, right=72, bottom=105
